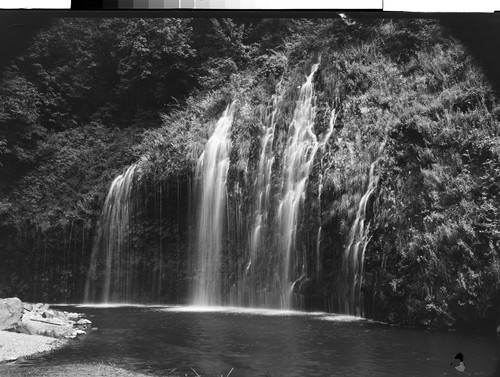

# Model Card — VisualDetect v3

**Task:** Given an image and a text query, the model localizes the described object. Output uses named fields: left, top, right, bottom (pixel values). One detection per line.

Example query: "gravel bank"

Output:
left=0, top=330, right=67, bottom=362
left=0, top=363, right=154, bottom=376
left=0, top=331, right=155, bottom=376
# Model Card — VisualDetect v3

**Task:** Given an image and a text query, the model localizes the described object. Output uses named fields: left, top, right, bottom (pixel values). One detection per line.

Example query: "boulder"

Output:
left=75, top=318, right=92, bottom=330
left=1, top=298, right=90, bottom=339
left=0, top=297, right=23, bottom=330
left=76, top=318, right=91, bottom=325
left=34, top=303, right=50, bottom=312
left=19, top=311, right=75, bottom=338
left=65, top=311, right=81, bottom=321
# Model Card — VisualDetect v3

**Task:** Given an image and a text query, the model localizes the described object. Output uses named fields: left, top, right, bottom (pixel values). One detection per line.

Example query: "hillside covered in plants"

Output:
left=0, top=16, right=499, bottom=330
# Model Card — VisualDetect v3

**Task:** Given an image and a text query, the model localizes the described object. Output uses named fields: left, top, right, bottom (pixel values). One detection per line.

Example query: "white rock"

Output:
left=0, top=297, right=23, bottom=330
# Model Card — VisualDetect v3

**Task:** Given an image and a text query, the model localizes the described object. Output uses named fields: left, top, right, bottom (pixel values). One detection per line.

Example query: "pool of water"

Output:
left=3, top=305, right=500, bottom=376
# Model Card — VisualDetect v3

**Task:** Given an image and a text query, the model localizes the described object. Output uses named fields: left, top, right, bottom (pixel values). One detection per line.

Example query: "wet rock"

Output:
left=76, top=318, right=91, bottom=325
left=298, top=278, right=313, bottom=295
left=76, top=318, right=92, bottom=330
left=0, top=297, right=23, bottom=330
left=65, top=311, right=80, bottom=321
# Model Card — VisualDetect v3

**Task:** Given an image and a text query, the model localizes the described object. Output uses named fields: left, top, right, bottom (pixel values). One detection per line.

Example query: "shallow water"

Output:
left=3, top=305, right=500, bottom=376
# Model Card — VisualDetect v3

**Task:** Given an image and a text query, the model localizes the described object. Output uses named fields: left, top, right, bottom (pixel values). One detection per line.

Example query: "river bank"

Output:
left=0, top=298, right=92, bottom=364
left=0, top=330, right=157, bottom=376
left=1, top=362, right=156, bottom=376
left=0, top=330, right=67, bottom=363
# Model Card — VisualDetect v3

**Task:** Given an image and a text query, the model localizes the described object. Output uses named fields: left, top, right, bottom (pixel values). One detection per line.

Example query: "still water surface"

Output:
left=4, top=305, right=500, bottom=376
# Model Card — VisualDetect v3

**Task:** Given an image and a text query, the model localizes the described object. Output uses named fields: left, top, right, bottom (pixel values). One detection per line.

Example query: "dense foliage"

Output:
left=0, top=17, right=499, bottom=329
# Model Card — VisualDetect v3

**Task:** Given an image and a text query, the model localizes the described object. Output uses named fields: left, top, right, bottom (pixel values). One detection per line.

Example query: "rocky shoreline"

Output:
left=0, top=297, right=91, bottom=362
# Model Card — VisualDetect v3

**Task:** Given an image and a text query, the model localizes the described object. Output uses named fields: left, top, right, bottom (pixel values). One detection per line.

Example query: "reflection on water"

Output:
left=3, top=306, right=500, bottom=377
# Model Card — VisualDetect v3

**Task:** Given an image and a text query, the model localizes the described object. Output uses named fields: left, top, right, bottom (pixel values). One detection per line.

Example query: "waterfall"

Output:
left=316, top=172, right=323, bottom=284
left=250, top=83, right=282, bottom=265
left=341, top=157, right=381, bottom=316
left=276, top=63, right=320, bottom=309
left=242, top=81, right=284, bottom=307
left=79, top=63, right=388, bottom=313
left=317, top=108, right=336, bottom=284
left=84, top=164, right=137, bottom=303
left=316, top=226, right=322, bottom=282
left=192, top=104, right=235, bottom=306
left=190, top=69, right=336, bottom=309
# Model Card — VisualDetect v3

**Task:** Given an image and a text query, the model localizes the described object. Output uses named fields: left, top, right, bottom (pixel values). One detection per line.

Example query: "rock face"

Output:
left=0, top=297, right=23, bottom=330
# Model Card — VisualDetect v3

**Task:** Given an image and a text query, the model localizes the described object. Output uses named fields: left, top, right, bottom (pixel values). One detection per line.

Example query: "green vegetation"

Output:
left=0, top=17, right=498, bottom=329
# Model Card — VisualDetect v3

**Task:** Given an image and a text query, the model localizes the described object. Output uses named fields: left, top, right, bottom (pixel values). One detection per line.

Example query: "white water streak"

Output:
left=317, top=108, right=337, bottom=282
left=84, top=164, right=137, bottom=303
left=192, top=104, right=235, bottom=306
left=277, top=63, right=320, bottom=309
left=342, top=141, right=385, bottom=316
left=250, top=82, right=282, bottom=264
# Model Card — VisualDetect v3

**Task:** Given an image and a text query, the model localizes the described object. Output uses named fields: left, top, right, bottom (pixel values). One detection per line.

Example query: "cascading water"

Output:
left=316, top=109, right=337, bottom=284
left=276, top=63, right=321, bottom=309
left=250, top=84, right=281, bottom=265
left=84, top=164, right=137, bottom=303
left=190, top=66, right=335, bottom=309
left=80, top=65, right=382, bottom=314
left=341, top=152, right=383, bottom=316
left=192, top=104, right=235, bottom=306
left=316, top=200, right=323, bottom=283
left=233, top=66, right=336, bottom=310
left=242, top=81, right=284, bottom=307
